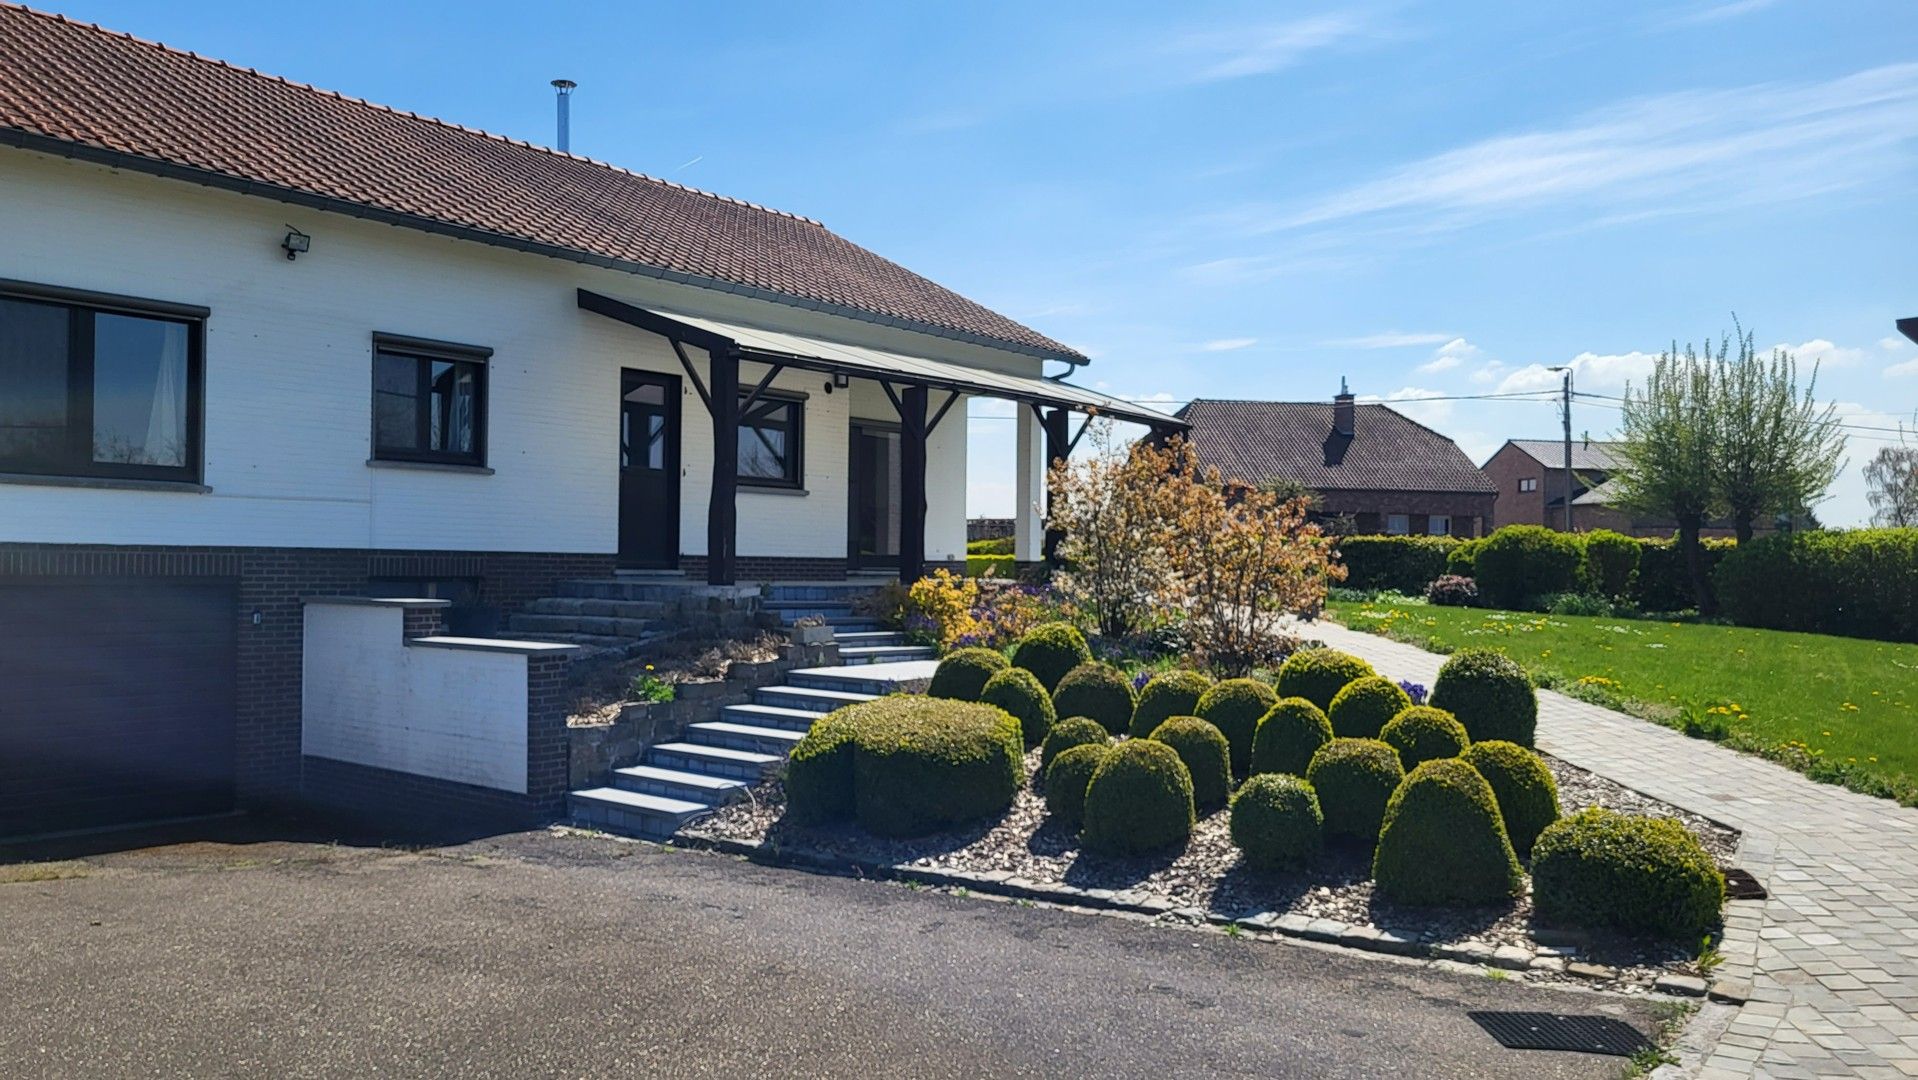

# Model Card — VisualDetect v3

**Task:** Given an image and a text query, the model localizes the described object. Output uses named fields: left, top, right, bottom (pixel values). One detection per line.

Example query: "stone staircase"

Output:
left=503, top=577, right=686, bottom=662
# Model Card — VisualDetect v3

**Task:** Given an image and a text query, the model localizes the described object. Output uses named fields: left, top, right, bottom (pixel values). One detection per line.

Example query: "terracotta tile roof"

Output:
left=0, top=4, right=1083, bottom=360
left=1176, top=399, right=1497, bottom=494
left=1500, top=439, right=1626, bottom=471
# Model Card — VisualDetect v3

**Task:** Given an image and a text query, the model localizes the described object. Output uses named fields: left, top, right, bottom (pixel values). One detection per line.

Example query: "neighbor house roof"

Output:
left=0, top=3, right=1082, bottom=361
left=1175, top=399, right=1496, bottom=494
left=1496, top=438, right=1626, bottom=471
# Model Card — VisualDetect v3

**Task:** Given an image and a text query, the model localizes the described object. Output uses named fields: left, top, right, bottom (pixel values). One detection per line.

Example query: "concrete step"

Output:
left=763, top=584, right=881, bottom=602
left=838, top=644, right=935, bottom=665
left=505, top=632, right=656, bottom=661
left=522, top=596, right=670, bottom=620
left=568, top=787, right=712, bottom=839
left=685, top=720, right=806, bottom=756
left=820, top=618, right=884, bottom=633
left=611, top=764, right=750, bottom=804
left=787, top=663, right=934, bottom=695
left=506, top=613, right=655, bottom=638
left=755, top=684, right=877, bottom=713
left=721, top=702, right=824, bottom=732
left=832, top=630, right=906, bottom=646
left=647, top=741, right=783, bottom=781
left=765, top=604, right=857, bottom=625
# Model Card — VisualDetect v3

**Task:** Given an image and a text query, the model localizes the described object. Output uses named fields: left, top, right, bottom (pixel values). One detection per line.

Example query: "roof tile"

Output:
left=1176, top=399, right=1496, bottom=494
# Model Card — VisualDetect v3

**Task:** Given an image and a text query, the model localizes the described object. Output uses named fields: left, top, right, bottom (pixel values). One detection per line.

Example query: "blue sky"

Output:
left=50, top=0, right=1918, bottom=523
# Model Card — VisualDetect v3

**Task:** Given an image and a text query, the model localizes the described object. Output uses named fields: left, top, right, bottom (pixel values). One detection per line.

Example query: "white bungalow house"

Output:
left=0, top=6, right=1177, bottom=838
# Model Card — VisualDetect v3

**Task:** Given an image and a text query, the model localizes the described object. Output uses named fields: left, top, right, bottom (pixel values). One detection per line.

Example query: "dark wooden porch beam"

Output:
left=1041, top=406, right=1072, bottom=565
left=898, top=385, right=930, bottom=585
left=706, top=346, right=741, bottom=586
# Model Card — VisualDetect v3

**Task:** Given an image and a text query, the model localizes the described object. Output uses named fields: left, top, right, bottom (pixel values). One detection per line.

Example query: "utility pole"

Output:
left=1549, top=365, right=1574, bottom=532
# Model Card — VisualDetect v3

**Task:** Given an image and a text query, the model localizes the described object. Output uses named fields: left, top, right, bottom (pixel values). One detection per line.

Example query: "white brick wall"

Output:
left=0, top=149, right=1026, bottom=563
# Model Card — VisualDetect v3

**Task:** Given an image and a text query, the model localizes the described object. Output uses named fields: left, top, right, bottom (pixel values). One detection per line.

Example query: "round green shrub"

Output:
left=1195, top=677, right=1278, bottom=776
left=1229, top=773, right=1323, bottom=869
left=1043, top=742, right=1112, bottom=828
left=1304, top=738, right=1405, bottom=844
left=785, top=696, right=1024, bottom=836
left=1327, top=675, right=1413, bottom=739
left=1373, top=758, right=1523, bottom=906
left=1459, top=740, right=1560, bottom=858
left=1380, top=705, right=1470, bottom=770
left=784, top=707, right=859, bottom=824
left=1581, top=529, right=1641, bottom=600
left=1429, top=648, right=1537, bottom=747
left=1473, top=524, right=1584, bottom=609
left=979, top=666, right=1056, bottom=746
left=1275, top=648, right=1376, bottom=712
left=1148, top=717, right=1233, bottom=811
left=1531, top=807, right=1725, bottom=937
left=1446, top=537, right=1486, bottom=578
left=1081, top=739, right=1196, bottom=856
left=1010, top=621, right=1093, bottom=691
left=1051, top=661, right=1137, bottom=737
left=1128, top=670, right=1213, bottom=739
left=925, top=646, right=1009, bottom=701
left=1248, top=697, right=1332, bottom=778
left=1040, top=715, right=1110, bottom=774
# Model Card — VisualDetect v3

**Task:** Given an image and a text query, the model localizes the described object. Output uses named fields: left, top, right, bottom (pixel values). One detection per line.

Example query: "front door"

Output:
left=619, top=370, right=680, bottom=569
left=848, top=421, right=902, bottom=569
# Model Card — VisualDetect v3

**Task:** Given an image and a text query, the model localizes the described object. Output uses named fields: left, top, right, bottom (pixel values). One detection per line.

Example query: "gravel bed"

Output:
left=693, top=749, right=1739, bottom=991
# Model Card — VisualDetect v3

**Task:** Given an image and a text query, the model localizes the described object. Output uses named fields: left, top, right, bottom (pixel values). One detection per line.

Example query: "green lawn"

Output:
left=1326, top=597, right=1918, bottom=805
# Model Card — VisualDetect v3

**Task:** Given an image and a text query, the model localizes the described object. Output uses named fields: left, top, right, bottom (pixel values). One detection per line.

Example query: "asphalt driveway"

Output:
left=0, top=824, right=1656, bottom=1078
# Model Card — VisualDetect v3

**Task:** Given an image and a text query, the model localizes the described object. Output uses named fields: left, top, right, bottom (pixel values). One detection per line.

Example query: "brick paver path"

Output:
left=1306, top=619, right=1918, bottom=1079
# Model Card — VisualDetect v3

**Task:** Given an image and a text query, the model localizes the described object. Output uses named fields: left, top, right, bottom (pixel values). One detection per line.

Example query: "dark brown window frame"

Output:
left=370, top=333, right=492, bottom=468
left=0, top=279, right=208, bottom=485
left=737, top=389, right=805, bottom=489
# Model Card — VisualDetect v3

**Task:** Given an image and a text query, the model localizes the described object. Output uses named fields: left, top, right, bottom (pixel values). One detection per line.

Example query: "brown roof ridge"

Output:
left=2, top=2, right=826, bottom=228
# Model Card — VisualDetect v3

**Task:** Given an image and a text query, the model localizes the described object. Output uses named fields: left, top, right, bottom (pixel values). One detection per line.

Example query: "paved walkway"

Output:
left=1307, top=619, right=1918, bottom=1079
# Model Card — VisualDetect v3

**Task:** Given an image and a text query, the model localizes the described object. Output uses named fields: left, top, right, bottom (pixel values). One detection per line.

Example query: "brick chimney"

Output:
left=1333, top=377, right=1355, bottom=436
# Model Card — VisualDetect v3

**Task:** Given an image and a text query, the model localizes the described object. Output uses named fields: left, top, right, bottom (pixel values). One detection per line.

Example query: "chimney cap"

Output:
left=551, top=79, right=577, bottom=92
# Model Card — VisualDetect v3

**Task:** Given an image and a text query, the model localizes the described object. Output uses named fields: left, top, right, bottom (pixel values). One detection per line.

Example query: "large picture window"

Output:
left=372, top=335, right=489, bottom=467
left=738, top=392, right=803, bottom=488
left=0, top=286, right=203, bottom=483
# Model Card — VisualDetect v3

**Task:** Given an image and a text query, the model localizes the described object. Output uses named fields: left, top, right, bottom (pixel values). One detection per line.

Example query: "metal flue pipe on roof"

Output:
left=551, top=79, right=576, bottom=152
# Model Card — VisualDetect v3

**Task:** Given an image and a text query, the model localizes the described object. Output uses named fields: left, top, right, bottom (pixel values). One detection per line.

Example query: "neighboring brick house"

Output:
left=1176, top=390, right=1497, bottom=538
left=1481, top=439, right=1747, bottom=537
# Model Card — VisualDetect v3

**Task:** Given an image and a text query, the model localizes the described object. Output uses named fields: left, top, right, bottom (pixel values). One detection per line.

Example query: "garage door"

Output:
left=0, top=580, right=237, bottom=839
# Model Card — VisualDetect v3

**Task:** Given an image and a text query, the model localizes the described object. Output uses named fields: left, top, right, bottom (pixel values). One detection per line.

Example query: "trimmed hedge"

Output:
left=1229, top=774, right=1323, bottom=869
left=1129, top=670, right=1214, bottom=739
left=1460, top=740, right=1560, bottom=858
left=1052, top=661, right=1138, bottom=737
left=1040, top=716, right=1110, bottom=774
left=1632, top=536, right=1734, bottom=612
left=786, top=696, right=1024, bottom=836
left=1149, top=716, right=1233, bottom=811
left=1275, top=647, right=1375, bottom=712
left=1336, top=535, right=1460, bottom=593
left=1305, top=738, right=1405, bottom=844
left=1249, top=697, right=1333, bottom=778
left=965, top=554, right=1016, bottom=578
left=1446, top=537, right=1486, bottom=577
left=980, top=667, right=1056, bottom=746
left=967, top=536, right=1014, bottom=555
left=1327, top=675, right=1413, bottom=739
left=1081, top=739, right=1196, bottom=855
left=1043, top=742, right=1111, bottom=828
left=1011, top=621, right=1093, bottom=691
left=1473, top=525, right=1585, bottom=609
left=1380, top=705, right=1470, bottom=769
left=1196, top=677, right=1279, bottom=777
left=1429, top=648, right=1537, bottom=747
left=1531, top=807, right=1725, bottom=937
left=1715, top=528, right=1918, bottom=644
left=926, top=646, right=1009, bottom=701
left=1373, top=758, right=1523, bottom=906
left=1581, top=529, right=1640, bottom=599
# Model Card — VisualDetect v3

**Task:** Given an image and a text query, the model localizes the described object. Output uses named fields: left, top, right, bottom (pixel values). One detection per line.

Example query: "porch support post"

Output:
left=1013, top=405, right=1045, bottom=563
left=706, top=345, right=740, bottom=586
left=899, top=384, right=929, bottom=585
left=1041, top=406, right=1072, bottom=566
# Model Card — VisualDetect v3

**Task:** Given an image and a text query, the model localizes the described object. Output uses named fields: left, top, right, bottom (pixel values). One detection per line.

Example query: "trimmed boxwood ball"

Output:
left=1148, top=717, right=1233, bottom=811
left=1327, top=675, right=1413, bottom=739
left=1305, top=738, right=1405, bottom=844
left=785, top=696, right=1023, bottom=837
left=1531, top=807, right=1724, bottom=937
left=1249, top=697, right=1332, bottom=778
left=1373, top=758, right=1523, bottom=906
left=1460, top=740, right=1560, bottom=858
left=980, top=667, right=1056, bottom=746
left=1052, top=661, right=1138, bottom=737
left=1043, top=742, right=1111, bottom=828
left=783, top=708, right=859, bottom=824
left=1229, top=774, right=1323, bottom=869
left=1196, top=677, right=1279, bottom=777
left=1040, top=716, right=1110, bottom=774
left=1429, top=647, right=1537, bottom=747
left=1380, top=705, right=1470, bottom=770
left=1276, top=647, right=1376, bottom=712
left=1081, top=739, right=1196, bottom=856
left=1010, top=621, right=1093, bottom=691
left=1129, top=670, right=1214, bottom=739
left=926, top=646, right=1008, bottom=701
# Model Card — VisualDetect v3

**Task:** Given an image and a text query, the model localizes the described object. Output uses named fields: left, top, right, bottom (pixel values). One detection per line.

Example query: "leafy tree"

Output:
left=1866, top=427, right=1918, bottom=527
left=1709, top=327, right=1845, bottom=543
left=1614, top=341, right=1723, bottom=613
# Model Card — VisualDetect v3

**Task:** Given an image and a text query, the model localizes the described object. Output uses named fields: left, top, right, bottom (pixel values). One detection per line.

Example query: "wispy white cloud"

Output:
left=1200, top=337, right=1258, bottom=352
left=1175, top=13, right=1380, bottom=82
left=1327, top=330, right=1455, bottom=348
left=1499, top=351, right=1660, bottom=395
left=1659, top=0, right=1784, bottom=28
left=1417, top=337, right=1482, bottom=374
left=1772, top=338, right=1866, bottom=370
left=1888, top=356, right=1918, bottom=378
left=1360, top=386, right=1454, bottom=427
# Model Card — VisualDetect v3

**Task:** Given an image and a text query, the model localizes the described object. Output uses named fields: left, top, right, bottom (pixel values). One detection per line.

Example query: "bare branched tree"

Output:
left=1710, top=323, right=1845, bottom=542
left=1865, top=416, right=1918, bottom=528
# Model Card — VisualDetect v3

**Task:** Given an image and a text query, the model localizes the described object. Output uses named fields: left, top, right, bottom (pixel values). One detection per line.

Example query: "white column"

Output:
left=1013, top=405, right=1045, bottom=562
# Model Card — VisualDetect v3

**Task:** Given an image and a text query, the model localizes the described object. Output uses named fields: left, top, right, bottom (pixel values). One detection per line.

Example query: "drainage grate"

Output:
left=1724, top=867, right=1768, bottom=900
left=1468, top=1011, right=1649, bottom=1057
